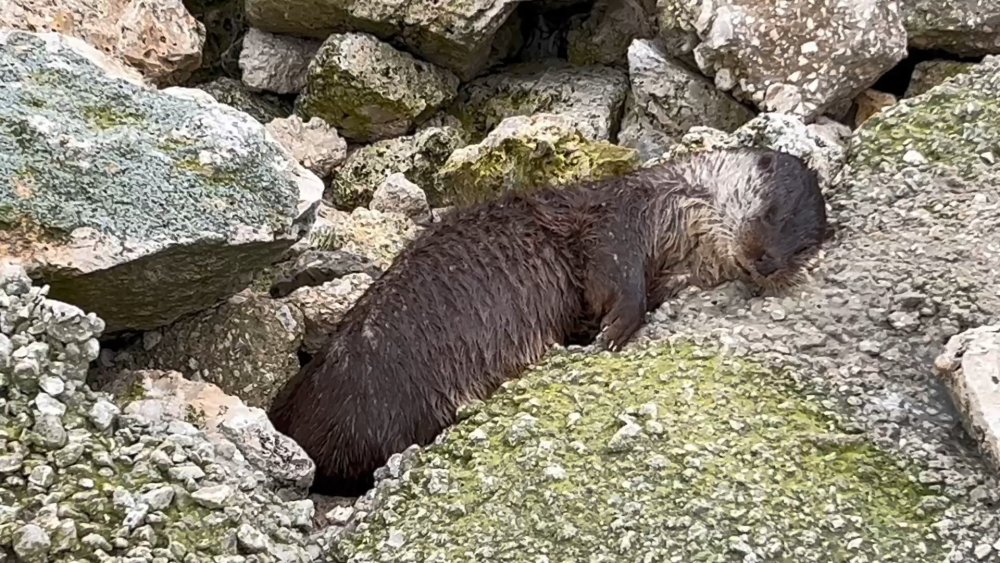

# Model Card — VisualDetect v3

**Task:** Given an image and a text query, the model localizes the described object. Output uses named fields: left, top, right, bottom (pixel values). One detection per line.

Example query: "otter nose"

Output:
left=754, top=256, right=780, bottom=277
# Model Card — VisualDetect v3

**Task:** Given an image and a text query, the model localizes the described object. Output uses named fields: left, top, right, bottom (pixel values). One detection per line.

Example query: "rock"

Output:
left=281, top=273, right=375, bottom=355
left=657, top=0, right=907, bottom=119
left=437, top=113, right=640, bottom=206
left=296, top=32, right=460, bottom=142
left=118, top=291, right=305, bottom=408
left=904, top=59, right=979, bottom=98
left=566, top=0, right=658, bottom=66
left=237, top=523, right=269, bottom=553
left=305, top=204, right=423, bottom=270
left=192, top=484, right=234, bottom=509
left=454, top=61, right=629, bottom=142
left=619, top=38, right=755, bottom=161
left=0, top=31, right=321, bottom=333
left=265, top=114, right=348, bottom=179
left=370, top=173, right=432, bottom=224
left=243, top=0, right=521, bottom=80
left=0, top=0, right=205, bottom=86
left=852, top=89, right=898, bottom=128
left=239, top=27, right=322, bottom=95
left=184, top=0, right=246, bottom=82
left=269, top=249, right=382, bottom=299
left=13, top=524, right=50, bottom=561
left=195, top=76, right=294, bottom=123
left=903, top=0, right=1000, bottom=56
left=327, top=125, right=467, bottom=210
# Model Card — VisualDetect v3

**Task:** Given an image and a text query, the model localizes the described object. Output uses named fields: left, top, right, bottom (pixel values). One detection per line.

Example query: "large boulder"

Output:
left=903, top=0, right=1000, bottom=56
left=296, top=32, right=460, bottom=143
left=243, top=0, right=521, bottom=80
left=0, top=31, right=322, bottom=333
left=657, top=0, right=908, bottom=119
left=0, top=0, right=206, bottom=86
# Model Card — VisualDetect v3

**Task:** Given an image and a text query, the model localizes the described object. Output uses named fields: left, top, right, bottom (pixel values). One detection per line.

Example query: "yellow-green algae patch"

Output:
left=335, top=344, right=951, bottom=562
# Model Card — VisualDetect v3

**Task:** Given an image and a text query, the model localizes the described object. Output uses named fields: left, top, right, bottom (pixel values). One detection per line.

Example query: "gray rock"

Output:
left=269, top=249, right=381, bottom=299
left=619, top=38, right=755, bottom=161
left=567, top=0, right=658, bottom=66
left=239, top=27, right=322, bottom=95
left=218, top=408, right=316, bottom=493
left=237, top=523, right=269, bottom=553
left=904, top=59, right=979, bottom=98
left=296, top=32, right=460, bottom=142
left=191, top=484, right=233, bottom=508
left=244, top=0, right=521, bottom=80
left=370, top=173, right=432, bottom=224
left=13, top=524, right=50, bottom=561
left=303, top=203, right=423, bottom=270
left=454, top=61, right=629, bottom=142
left=903, top=0, right=1000, bottom=56
left=265, top=115, right=347, bottom=179
left=281, top=273, right=375, bottom=355
left=88, top=399, right=120, bottom=431
left=196, top=76, right=294, bottom=123
left=139, top=486, right=176, bottom=511
left=657, top=0, right=908, bottom=119
left=0, top=30, right=321, bottom=334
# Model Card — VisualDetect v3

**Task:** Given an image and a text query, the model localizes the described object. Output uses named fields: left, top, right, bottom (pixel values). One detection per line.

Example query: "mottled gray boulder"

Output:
left=903, top=0, right=1000, bottom=56
left=281, top=273, right=374, bottom=354
left=244, top=0, right=521, bottom=80
left=619, top=38, right=755, bottom=161
left=370, top=173, right=432, bottom=224
left=114, top=291, right=305, bottom=409
left=306, top=204, right=423, bottom=270
left=265, top=114, right=348, bottom=179
left=454, top=61, right=629, bottom=142
left=297, top=32, right=460, bottom=142
left=328, top=125, right=467, bottom=209
left=0, top=265, right=323, bottom=560
left=657, top=0, right=908, bottom=119
left=269, top=249, right=382, bottom=299
left=195, top=76, right=293, bottom=123
left=239, top=27, right=322, bottom=94
left=904, top=59, right=979, bottom=97
left=567, top=0, right=658, bottom=66
left=0, top=31, right=321, bottom=333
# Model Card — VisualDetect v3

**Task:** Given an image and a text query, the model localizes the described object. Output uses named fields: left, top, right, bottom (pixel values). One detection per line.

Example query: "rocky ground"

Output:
left=3, top=0, right=1000, bottom=561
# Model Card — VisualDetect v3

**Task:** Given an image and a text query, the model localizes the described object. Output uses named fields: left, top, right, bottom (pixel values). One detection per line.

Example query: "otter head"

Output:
left=724, top=149, right=827, bottom=291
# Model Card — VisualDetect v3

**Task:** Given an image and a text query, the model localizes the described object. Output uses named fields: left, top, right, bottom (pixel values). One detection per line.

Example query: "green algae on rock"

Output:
left=335, top=344, right=953, bottom=562
left=437, top=113, right=639, bottom=206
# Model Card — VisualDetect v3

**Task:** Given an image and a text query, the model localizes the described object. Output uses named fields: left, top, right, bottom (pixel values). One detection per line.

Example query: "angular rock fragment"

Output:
left=0, top=31, right=320, bottom=333
left=619, top=38, right=755, bottom=161
left=265, top=114, right=347, bottom=179
left=567, top=0, right=658, bottom=66
left=269, top=249, right=381, bottom=299
left=657, top=0, right=908, bottom=119
left=306, top=204, right=423, bottom=270
left=195, top=76, right=294, bottom=123
left=903, top=0, right=1000, bottom=56
left=281, top=273, right=375, bottom=355
left=904, top=59, right=979, bottom=98
left=296, top=32, right=460, bottom=142
left=370, top=173, right=432, bottom=224
left=455, top=61, right=629, bottom=142
left=438, top=113, right=639, bottom=205
left=239, top=27, right=322, bottom=95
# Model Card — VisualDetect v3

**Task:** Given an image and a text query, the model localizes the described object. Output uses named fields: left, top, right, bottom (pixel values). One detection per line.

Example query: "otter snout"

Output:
left=754, top=254, right=781, bottom=277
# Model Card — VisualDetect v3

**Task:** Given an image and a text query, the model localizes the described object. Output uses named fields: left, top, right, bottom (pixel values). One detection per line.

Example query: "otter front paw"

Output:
left=595, top=299, right=646, bottom=352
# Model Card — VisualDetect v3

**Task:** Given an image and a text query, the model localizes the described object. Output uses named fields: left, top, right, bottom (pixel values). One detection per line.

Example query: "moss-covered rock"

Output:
left=437, top=113, right=639, bottom=206
left=195, top=76, right=293, bottom=123
left=335, top=344, right=955, bottom=562
left=296, top=33, right=459, bottom=143
left=904, top=59, right=979, bottom=98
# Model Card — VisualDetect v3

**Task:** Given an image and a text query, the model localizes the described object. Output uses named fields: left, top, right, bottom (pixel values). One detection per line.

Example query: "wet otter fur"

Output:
left=268, top=147, right=828, bottom=496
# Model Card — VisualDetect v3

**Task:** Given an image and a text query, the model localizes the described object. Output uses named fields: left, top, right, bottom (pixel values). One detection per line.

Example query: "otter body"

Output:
left=268, top=148, right=828, bottom=495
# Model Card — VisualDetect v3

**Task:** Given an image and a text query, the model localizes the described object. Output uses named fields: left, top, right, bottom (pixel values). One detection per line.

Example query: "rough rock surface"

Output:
left=567, top=0, right=658, bottom=66
left=243, top=0, right=521, bottom=80
left=935, top=326, right=1000, bottom=476
left=239, top=27, right=322, bottom=95
left=281, top=273, right=375, bottom=355
left=195, top=76, right=293, bottom=123
left=327, top=125, right=467, bottom=210
left=0, top=0, right=206, bottom=86
left=657, top=0, right=908, bottom=119
left=108, top=291, right=305, bottom=409
left=619, top=38, right=755, bottom=161
left=183, top=0, right=246, bottom=83
left=306, top=204, right=423, bottom=270
left=0, top=265, right=324, bottom=561
left=852, top=89, right=898, bottom=129
left=0, top=31, right=321, bottom=333
left=905, top=59, right=979, bottom=98
left=296, top=32, right=460, bottom=142
left=370, top=173, right=433, bottom=224
left=454, top=61, right=629, bottom=142
left=439, top=113, right=640, bottom=206
left=266, top=114, right=348, bottom=179
left=269, top=249, right=382, bottom=299
left=904, top=0, right=1000, bottom=56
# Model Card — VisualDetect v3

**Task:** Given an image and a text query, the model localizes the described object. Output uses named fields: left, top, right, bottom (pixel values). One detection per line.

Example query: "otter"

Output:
left=267, top=147, right=828, bottom=496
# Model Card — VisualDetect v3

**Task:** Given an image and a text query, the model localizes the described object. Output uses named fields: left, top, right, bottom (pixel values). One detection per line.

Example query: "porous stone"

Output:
left=657, top=0, right=908, bottom=119
left=903, top=0, right=1000, bottom=56
left=304, top=204, right=423, bottom=270
left=566, top=0, right=658, bottom=66
left=243, top=0, right=521, bottom=80
left=195, top=76, right=294, bottom=123
left=619, top=38, right=755, bottom=161
left=852, top=89, right=898, bottom=128
left=239, top=27, right=322, bottom=95
left=0, top=30, right=321, bottom=333
left=904, top=59, right=979, bottom=98
left=437, top=113, right=640, bottom=205
left=327, top=125, right=467, bottom=210
left=281, top=273, right=375, bottom=355
left=265, top=114, right=348, bottom=179
left=296, top=32, right=460, bottom=142
left=0, top=0, right=205, bottom=86
left=454, top=61, right=629, bottom=142
left=370, top=173, right=432, bottom=224
left=268, top=249, right=382, bottom=299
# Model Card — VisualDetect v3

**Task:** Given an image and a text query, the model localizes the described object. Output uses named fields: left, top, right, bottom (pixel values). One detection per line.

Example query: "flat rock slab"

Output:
left=0, top=30, right=321, bottom=333
left=904, top=0, right=1000, bottom=56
